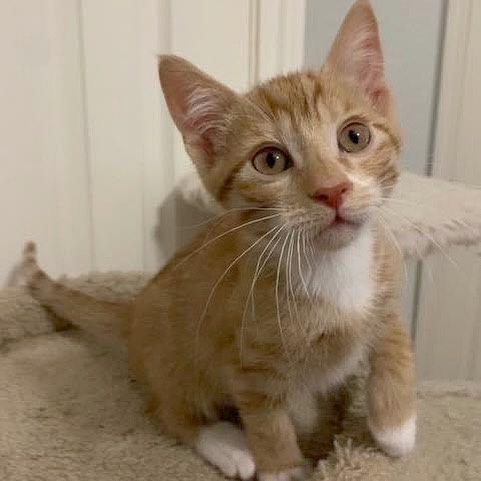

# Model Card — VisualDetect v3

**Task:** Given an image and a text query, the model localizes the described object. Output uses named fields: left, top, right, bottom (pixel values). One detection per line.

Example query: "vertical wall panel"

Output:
left=80, top=0, right=145, bottom=271
left=416, top=0, right=481, bottom=381
left=170, top=0, right=252, bottom=90
left=416, top=250, right=480, bottom=380
left=0, top=0, right=91, bottom=285
left=166, top=1, right=255, bottom=251
left=257, top=0, right=306, bottom=81
left=139, top=0, right=176, bottom=270
left=79, top=0, right=256, bottom=270
left=169, top=0, right=253, bottom=180
left=46, top=0, right=93, bottom=276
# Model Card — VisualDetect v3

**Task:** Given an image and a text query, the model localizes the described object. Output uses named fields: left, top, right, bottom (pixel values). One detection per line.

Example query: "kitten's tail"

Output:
left=20, top=242, right=130, bottom=341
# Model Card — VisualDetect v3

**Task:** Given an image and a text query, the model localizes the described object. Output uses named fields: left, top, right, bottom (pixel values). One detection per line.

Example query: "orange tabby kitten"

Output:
left=21, top=1, right=415, bottom=479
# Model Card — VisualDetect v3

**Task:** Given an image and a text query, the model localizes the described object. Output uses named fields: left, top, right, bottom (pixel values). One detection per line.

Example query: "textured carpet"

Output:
left=1, top=273, right=480, bottom=481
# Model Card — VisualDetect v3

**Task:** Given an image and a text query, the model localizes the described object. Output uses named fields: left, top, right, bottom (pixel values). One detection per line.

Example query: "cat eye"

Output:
left=252, top=148, right=291, bottom=175
left=338, top=122, right=371, bottom=153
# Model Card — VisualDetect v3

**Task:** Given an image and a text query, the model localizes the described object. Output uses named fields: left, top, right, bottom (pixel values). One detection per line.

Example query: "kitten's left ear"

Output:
left=158, top=55, right=239, bottom=168
left=325, top=0, right=391, bottom=114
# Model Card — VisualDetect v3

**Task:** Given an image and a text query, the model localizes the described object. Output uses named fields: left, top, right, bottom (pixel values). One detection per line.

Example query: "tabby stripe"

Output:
left=216, top=159, right=247, bottom=202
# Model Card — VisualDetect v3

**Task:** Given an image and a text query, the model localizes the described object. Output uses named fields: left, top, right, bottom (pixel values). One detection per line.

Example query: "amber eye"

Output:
left=338, top=122, right=371, bottom=153
left=252, top=148, right=291, bottom=175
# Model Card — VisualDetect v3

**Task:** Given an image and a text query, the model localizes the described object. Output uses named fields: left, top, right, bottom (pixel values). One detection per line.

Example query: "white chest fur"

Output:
left=305, top=227, right=375, bottom=313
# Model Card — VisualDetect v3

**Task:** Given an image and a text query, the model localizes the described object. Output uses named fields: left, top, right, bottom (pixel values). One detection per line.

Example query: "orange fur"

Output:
left=21, top=1, right=415, bottom=479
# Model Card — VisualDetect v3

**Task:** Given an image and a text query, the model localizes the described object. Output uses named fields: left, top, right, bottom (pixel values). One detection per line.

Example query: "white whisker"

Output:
left=195, top=225, right=280, bottom=359
left=176, top=212, right=283, bottom=270
left=380, top=204, right=459, bottom=269
left=285, top=231, right=295, bottom=331
left=301, top=227, right=314, bottom=276
left=179, top=206, right=286, bottom=230
left=287, top=231, right=303, bottom=335
left=239, top=224, right=286, bottom=363
left=297, top=229, right=314, bottom=305
left=375, top=213, right=408, bottom=285
left=275, top=232, right=291, bottom=355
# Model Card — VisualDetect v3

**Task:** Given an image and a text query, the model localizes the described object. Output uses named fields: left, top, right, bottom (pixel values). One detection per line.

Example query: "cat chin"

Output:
left=312, top=221, right=362, bottom=251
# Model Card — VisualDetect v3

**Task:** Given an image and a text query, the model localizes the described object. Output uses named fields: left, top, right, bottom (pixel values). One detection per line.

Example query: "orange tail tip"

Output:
left=23, top=241, right=37, bottom=259
left=21, top=241, right=42, bottom=284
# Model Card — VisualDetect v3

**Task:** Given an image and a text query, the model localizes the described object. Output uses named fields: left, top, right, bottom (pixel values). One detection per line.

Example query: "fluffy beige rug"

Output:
left=1, top=272, right=480, bottom=481
left=2, top=172, right=481, bottom=480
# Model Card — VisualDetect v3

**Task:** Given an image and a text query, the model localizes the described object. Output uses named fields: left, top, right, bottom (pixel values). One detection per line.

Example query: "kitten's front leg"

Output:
left=367, top=313, right=416, bottom=457
left=233, top=388, right=310, bottom=481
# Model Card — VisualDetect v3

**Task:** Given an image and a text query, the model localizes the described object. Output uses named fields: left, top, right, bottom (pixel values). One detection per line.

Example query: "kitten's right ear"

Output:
left=158, top=55, right=238, bottom=167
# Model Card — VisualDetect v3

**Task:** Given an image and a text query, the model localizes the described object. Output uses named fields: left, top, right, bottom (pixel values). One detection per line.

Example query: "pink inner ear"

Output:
left=159, top=55, right=237, bottom=161
left=325, top=1, right=388, bottom=110
left=357, top=33, right=384, bottom=96
left=181, top=86, right=225, bottom=155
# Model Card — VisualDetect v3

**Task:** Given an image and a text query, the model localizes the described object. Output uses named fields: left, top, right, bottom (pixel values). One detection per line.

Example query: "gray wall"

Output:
left=304, top=0, right=446, bottom=175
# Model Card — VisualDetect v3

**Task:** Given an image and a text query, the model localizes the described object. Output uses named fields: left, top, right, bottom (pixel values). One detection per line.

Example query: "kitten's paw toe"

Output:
left=196, top=422, right=256, bottom=479
left=258, top=465, right=311, bottom=481
left=369, top=415, right=416, bottom=457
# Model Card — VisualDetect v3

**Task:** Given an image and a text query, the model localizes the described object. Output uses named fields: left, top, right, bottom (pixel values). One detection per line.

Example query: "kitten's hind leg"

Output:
left=366, top=313, right=416, bottom=457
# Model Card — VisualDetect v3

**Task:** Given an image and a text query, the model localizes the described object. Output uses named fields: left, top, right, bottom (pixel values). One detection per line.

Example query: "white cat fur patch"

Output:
left=306, top=226, right=375, bottom=312
left=287, top=389, right=319, bottom=434
left=369, top=415, right=416, bottom=457
left=258, top=466, right=309, bottom=481
left=195, top=422, right=256, bottom=479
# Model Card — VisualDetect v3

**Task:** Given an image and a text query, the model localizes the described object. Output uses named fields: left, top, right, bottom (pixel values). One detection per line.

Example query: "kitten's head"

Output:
left=159, top=0, right=400, bottom=250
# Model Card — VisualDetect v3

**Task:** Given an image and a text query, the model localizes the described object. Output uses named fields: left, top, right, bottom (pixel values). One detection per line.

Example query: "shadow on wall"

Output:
left=154, top=185, right=214, bottom=265
left=4, top=182, right=211, bottom=289
left=5, top=260, right=24, bottom=288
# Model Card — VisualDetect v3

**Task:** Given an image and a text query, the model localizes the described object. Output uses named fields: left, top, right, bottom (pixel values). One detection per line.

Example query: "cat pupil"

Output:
left=349, top=130, right=360, bottom=144
left=266, top=152, right=277, bottom=168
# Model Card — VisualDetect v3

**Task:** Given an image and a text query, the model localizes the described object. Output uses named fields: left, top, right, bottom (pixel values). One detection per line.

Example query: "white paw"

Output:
left=258, top=466, right=309, bottom=481
left=369, top=415, right=416, bottom=457
left=195, top=422, right=256, bottom=479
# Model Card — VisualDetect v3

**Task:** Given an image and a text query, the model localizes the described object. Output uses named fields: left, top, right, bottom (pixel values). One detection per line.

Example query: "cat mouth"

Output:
left=316, top=212, right=362, bottom=236
left=327, top=212, right=358, bottom=228
left=333, top=213, right=350, bottom=225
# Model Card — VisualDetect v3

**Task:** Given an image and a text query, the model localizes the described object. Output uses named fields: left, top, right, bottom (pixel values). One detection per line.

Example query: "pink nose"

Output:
left=311, top=181, right=353, bottom=209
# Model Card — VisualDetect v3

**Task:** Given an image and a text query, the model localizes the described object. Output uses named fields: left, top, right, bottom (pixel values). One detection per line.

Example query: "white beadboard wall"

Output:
left=415, top=0, right=481, bottom=381
left=0, top=0, right=305, bottom=286
left=1, top=0, right=92, bottom=284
